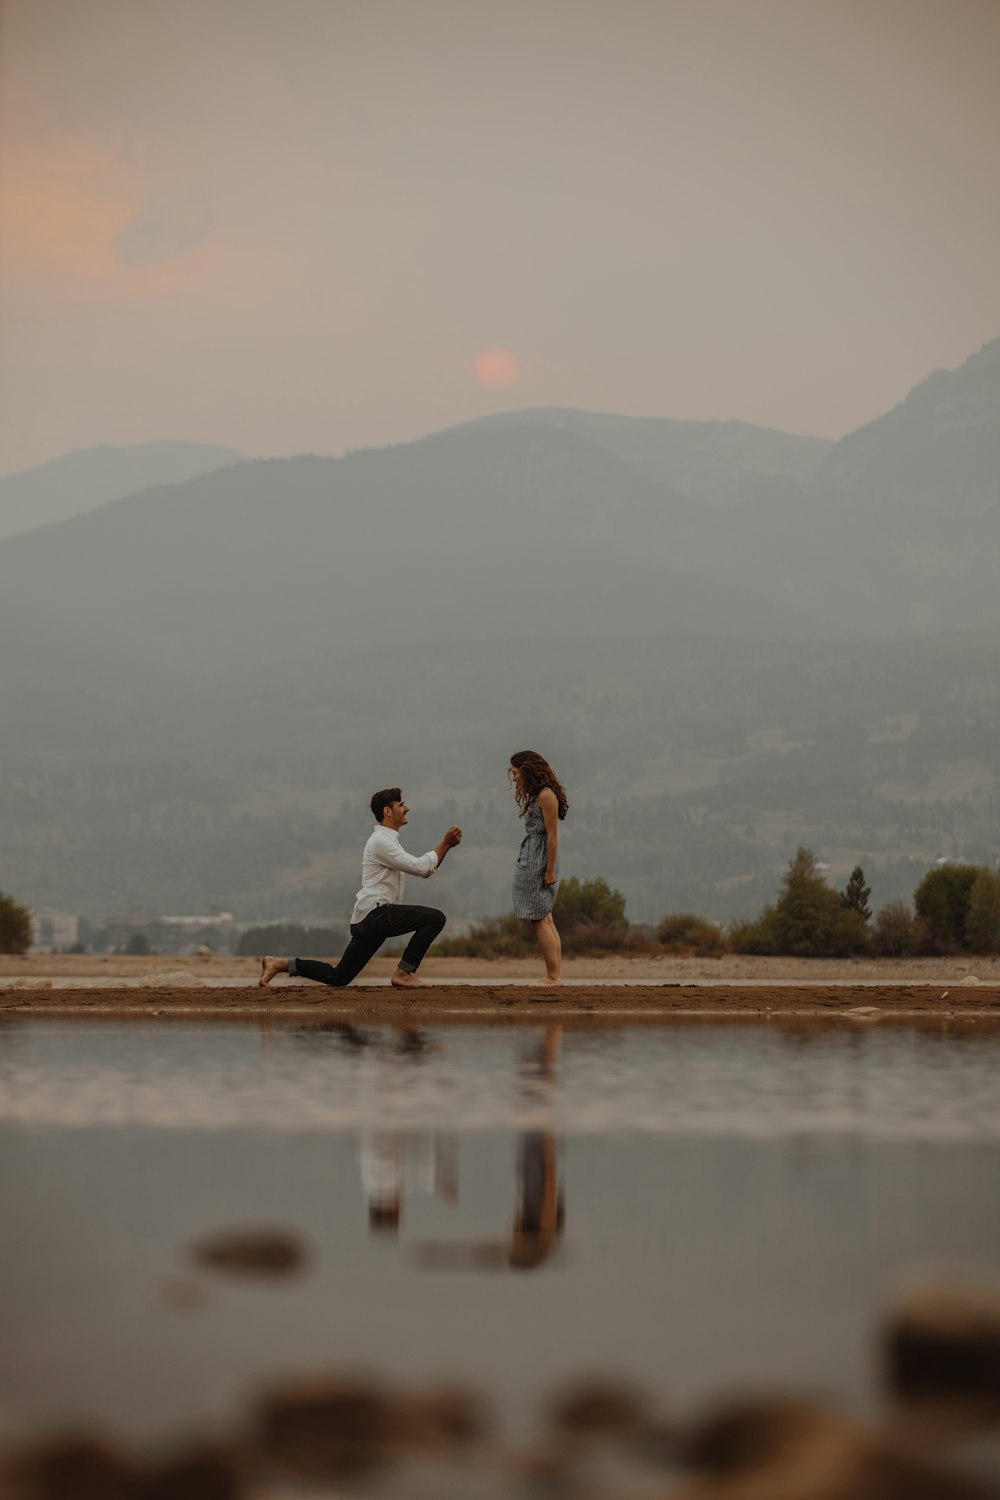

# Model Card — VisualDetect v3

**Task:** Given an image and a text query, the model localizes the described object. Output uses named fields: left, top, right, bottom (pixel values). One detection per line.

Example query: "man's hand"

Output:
left=434, top=825, right=462, bottom=866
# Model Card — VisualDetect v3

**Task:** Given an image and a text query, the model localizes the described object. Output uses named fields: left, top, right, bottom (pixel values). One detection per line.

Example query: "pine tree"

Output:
left=840, top=865, right=872, bottom=925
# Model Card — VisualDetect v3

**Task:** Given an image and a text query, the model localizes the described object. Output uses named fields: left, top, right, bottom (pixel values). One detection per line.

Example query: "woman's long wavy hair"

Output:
left=509, top=750, right=569, bottom=820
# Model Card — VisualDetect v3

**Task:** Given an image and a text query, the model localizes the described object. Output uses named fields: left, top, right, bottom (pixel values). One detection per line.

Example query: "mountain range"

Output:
left=1, top=338, right=997, bottom=923
left=0, top=440, right=246, bottom=542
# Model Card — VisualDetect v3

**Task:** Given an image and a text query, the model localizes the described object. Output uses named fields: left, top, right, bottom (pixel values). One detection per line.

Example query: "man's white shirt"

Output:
left=350, top=825, right=438, bottom=925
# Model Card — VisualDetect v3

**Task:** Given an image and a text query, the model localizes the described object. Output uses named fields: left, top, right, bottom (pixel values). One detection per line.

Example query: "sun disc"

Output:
left=474, top=347, right=520, bottom=389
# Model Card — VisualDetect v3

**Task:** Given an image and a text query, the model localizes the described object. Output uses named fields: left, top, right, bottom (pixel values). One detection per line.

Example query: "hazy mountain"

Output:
left=0, top=440, right=247, bottom=542
left=619, top=336, right=1000, bottom=636
left=2, top=341, right=998, bottom=924
left=3, top=622, right=998, bottom=923
left=0, top=424, right=822, bottom=681
left=448, top=407, right=832, bottom=499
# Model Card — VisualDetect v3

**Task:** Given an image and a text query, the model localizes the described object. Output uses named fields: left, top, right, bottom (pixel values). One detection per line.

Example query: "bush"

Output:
left=561, top=921, right=632, bottom=955
left=0, top=891, right=32, bottom=955
left=914, top=865, right=980, bottom=952
left=125, top=932, right=151, bottom=955
left=554, top=877, right=627, bottom=933
left=237, top=923, right=347, bottom=957
left=871, top=901, right=923, bottom=957
left=436, top=915, right=534, bottom=959
left=728, top=909, right=779, bottom=955
left=438, top=876, right=632, bottom=958
left=964, top=869, right=1000, bottom=954
left=656, top=912, right=726, bottom=956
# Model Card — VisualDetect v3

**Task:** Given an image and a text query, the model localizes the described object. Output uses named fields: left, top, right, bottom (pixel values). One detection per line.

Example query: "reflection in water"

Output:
left=3, top=1018, right=1000, bottom=1462
left=412, top=1027, right=565, bottom=1272
left=362, top=1132, right=459, bottom=1236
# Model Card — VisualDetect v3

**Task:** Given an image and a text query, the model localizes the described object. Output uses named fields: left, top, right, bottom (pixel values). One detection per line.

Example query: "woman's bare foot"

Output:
left=539, top=977, right=563, bottom=988
left=391, top=969, right=426, bottom=989
left=259, top=956, right=287, bottom=988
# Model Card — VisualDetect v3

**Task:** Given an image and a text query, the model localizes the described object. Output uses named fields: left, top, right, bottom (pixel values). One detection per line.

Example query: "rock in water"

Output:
left=190, top=1228, right=307, bottom=1277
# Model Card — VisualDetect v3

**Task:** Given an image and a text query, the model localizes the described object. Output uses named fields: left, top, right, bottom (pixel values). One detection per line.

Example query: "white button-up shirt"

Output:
left=350, top=825, right=439, bottom=925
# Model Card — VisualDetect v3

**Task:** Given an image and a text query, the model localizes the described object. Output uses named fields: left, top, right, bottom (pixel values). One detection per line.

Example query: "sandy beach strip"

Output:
left=3, top=955, right=1000, bottom=1020
left=2, top=981, right=999, bottom=1022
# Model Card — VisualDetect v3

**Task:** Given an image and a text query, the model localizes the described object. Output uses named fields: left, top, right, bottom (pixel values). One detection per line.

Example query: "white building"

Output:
left=30, top=909, right=79, bottom=953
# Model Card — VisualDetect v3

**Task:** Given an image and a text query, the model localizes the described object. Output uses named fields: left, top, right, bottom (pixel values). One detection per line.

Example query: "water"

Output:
left=1, top=1017, right=998, bottom=1444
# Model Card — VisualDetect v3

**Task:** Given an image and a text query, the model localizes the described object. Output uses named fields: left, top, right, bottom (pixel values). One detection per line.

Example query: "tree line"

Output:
left=438, top=855, right=1000, bottom=959
left=4, top=856, right=999, bottom=958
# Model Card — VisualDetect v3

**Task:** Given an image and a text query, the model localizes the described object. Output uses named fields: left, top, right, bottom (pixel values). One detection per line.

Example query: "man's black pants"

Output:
left=288, top=903, right=446, bottom=987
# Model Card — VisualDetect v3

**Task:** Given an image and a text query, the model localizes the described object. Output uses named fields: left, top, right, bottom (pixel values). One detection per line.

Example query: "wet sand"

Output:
left=2, top=981, right=999, bottom=1022
left=3, top=954, right=1000, bottom=1021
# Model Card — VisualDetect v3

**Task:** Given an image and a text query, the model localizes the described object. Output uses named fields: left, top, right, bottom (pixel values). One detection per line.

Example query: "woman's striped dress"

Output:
left=512, top=799, right=559, bottom=919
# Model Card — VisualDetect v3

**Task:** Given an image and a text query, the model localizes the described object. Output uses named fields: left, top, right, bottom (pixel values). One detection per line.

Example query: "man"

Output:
left=259, top=788, right=461, bottom=991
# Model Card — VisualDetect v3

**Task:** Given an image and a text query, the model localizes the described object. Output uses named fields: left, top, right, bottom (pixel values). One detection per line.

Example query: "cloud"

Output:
left=116, top=198, right=215, bottom=269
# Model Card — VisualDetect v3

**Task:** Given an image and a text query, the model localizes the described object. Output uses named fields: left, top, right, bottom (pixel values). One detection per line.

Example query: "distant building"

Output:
left=102, top=911, right=238, bottom=955
left=30, top=909, right=79, bottom=953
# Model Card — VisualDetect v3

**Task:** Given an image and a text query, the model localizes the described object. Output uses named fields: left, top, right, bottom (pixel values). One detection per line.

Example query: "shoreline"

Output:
left=3, top=981, right=1000, bottom=1023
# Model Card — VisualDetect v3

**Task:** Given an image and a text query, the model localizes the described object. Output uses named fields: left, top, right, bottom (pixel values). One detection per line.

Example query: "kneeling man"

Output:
left=260, top=787, right=461, bottom=991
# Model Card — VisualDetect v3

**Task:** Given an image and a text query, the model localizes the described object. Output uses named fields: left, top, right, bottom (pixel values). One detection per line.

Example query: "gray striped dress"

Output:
left=512, top=799, right=559, bottom=920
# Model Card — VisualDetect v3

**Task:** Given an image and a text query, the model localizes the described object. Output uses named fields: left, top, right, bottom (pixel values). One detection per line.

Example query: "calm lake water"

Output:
left=1, top=1017, right=998, bottom=1443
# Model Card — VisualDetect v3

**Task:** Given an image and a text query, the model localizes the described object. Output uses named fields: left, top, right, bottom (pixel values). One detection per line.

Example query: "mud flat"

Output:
left=2, top=981, right=999, bottom=1022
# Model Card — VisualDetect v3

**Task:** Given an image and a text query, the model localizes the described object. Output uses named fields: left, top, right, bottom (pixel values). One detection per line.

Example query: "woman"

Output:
left=509, top=750, right=568, bottom=987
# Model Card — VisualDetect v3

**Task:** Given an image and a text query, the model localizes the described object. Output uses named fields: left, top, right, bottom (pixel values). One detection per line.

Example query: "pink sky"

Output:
left=2, top=0, right=998, bottom=474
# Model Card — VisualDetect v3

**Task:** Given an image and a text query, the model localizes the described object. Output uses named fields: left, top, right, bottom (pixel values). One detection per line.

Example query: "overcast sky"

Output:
left=2, top=0, right=998, bottom=475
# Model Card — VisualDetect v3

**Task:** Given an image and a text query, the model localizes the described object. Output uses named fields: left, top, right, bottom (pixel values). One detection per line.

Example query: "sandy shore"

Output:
left=5, top=951, right=1000, bottom=982
left=3, top=954, right=1000, bottom=1020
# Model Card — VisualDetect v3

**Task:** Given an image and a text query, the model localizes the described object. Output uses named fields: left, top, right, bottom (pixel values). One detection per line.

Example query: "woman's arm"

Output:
left=538, top=787, right=559, bottom=886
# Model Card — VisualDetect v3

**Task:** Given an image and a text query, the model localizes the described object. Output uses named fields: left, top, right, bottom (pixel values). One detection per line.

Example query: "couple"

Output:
left=259, top=750, right=568, bottom=990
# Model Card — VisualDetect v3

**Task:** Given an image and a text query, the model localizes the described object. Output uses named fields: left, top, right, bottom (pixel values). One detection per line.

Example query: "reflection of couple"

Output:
left=259, top=750, right=569, bottom=989
left=409, top=1025, right=565, bottom=1272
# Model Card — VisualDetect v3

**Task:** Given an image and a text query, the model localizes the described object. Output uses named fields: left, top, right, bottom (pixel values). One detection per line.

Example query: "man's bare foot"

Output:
left=391, top=969, right=426, bottom=989
left=259, top=956, right=286, bottom=988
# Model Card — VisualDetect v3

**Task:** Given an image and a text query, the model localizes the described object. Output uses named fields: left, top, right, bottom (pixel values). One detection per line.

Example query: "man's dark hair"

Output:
left=371, top=787, right=402, bottom=822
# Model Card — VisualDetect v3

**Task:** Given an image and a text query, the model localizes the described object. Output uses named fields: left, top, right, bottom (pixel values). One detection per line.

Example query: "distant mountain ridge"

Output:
left=1, top=336, right=998, bottom=921
left=0, top=440, right=247, bottom=542
left=444, top=407, right=832, bottom=500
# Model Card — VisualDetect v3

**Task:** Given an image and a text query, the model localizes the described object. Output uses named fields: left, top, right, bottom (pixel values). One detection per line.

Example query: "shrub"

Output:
left=438, top=876, right=632, bottom=958
left=125, top=932, right=151, bottom=955
left=656, top=912, right=727, bottom=956
left=964, top=869, right=1000, bottom=954
left=554, top=877, right=627, bottom=933
left=871, top=901, right=923, bottom=957
left=0, top=891, right=32, bottom=955
left=728, top=910, right=780, bottom=955
left=237, top=923, right=347, bottom=957
left=436, top=915, right=534, bottom=959
left=914, top=865, right=979, bottom=952
left=561, top=921, right=632, bottom=955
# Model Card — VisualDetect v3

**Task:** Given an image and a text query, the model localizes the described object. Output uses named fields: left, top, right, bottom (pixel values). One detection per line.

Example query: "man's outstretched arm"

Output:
left=375, top=826, right=462, bottom=877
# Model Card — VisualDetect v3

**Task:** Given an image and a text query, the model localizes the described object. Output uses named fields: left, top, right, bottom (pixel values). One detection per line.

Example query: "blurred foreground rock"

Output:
left=884, top=1273, right=1000, bottom=1403
left=190, top=1228, right=307, bottom=1277
left=671, top=1396, right=991, bottom=1498
left=0, top=1435, right=243, bottom=1500
left=1, top=1432, right=135, bottom=1500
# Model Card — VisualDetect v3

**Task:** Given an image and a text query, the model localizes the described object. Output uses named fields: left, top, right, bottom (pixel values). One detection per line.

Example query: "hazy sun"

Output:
left=474, top=347, right=520, bottom=389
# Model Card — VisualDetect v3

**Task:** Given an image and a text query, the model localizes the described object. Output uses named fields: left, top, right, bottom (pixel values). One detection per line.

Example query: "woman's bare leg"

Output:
left=532, top=914, right=562, bottom=986
left=259, top=955, right=289, bottom=987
